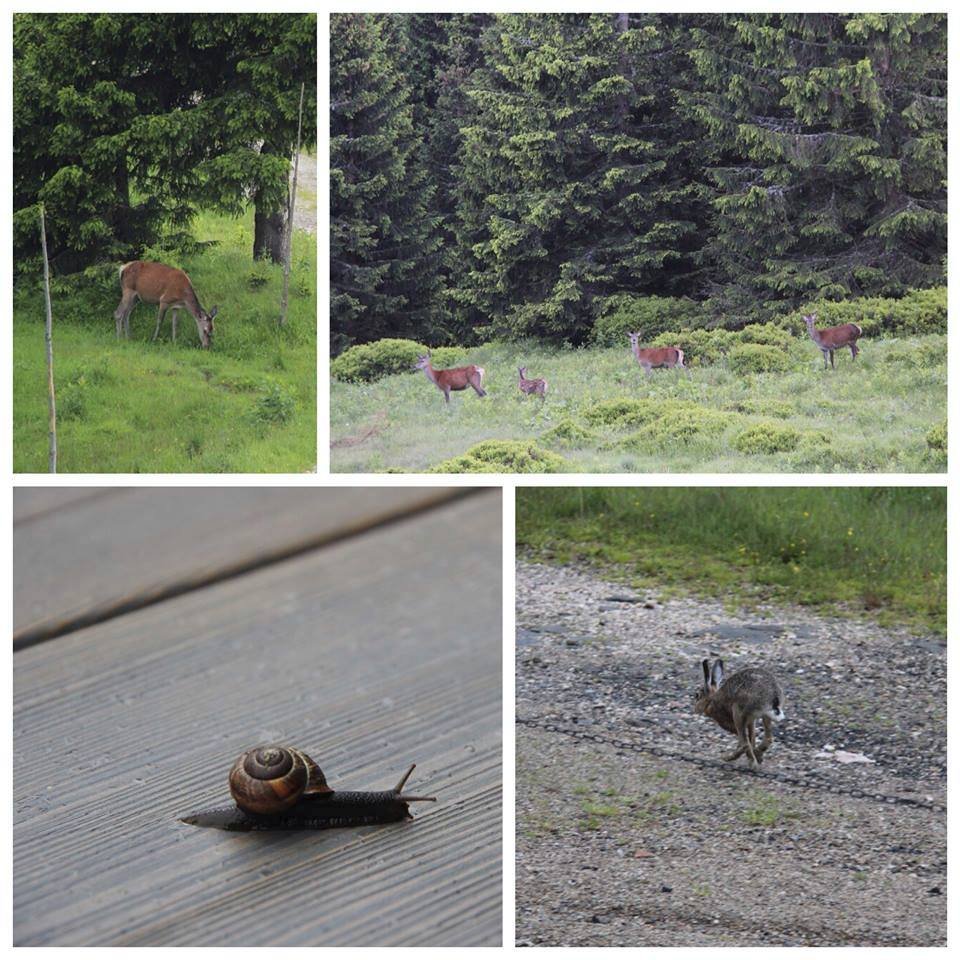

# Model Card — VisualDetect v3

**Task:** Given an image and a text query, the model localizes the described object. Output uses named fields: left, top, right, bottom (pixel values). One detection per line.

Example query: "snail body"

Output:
left=182, top=744, right=436, bottom=832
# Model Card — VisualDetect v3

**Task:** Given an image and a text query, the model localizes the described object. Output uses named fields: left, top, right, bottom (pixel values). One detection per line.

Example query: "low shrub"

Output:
left=878, top=336, right=947, bottom=370
left=249, top=384, right=296, bottom=425
left=650, top=328, right=736, bottom=366
left=581, top=397, right=673, bottom=428
left=540, top=418, right=596, bottom=448
left=592, top=294, right=702, bottom=346
left=429, top=440, right=567, bottom=473
left=727, top=343, right=793, bottom=374
left=926, top=419, right=947, bottom=452
left=331, top=339, right=464, bottom=383
left=646, top=406, right=734, bottom=444
left=734, top=421, right=803, bottom=454
left=728, top=398, right=795, bottom=419
left=735, top=322, right=794, bottom=350
left=794, top=287, right=946, bottom=338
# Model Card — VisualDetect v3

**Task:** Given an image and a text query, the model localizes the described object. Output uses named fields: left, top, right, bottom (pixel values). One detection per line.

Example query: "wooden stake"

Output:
left=280, top=81, right=306, bottom=326
left=39, top=203, right=57, bottom=473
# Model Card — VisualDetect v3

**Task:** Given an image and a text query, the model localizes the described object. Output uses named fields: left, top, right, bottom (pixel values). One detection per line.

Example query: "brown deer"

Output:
left=627, top=331, right=685, bottom=377
left=414, top=353, right=486, bottom=404
left=518, top=366, right=547, bottom=398
left=803, top=313, right=861, bottom=369
left=114, top=261, right=218, bottom=349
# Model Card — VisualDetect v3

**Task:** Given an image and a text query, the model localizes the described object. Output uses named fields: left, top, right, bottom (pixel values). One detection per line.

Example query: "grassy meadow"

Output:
left=330, top=335, right=946, bottom=473
left=517, top=487, right=947, bottom=634
left=14, top=209, right=316, bottom=473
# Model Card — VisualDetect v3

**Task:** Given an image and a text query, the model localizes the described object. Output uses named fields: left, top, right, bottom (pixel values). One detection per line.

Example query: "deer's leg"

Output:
left=850, top=342, right=858, bottom=360
left=114, top=290, right=137, bottom=339
left=171, top=308, right=179, bottom=343
left=153, top=303, right=168, bottom=341
left=443, top=387, right=450, bottom=404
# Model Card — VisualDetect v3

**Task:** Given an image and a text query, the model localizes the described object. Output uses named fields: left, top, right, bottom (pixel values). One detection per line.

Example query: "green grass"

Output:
left=517, top=487, right=946, bottom=634
left=330, top=336, right=946, bottom=473
left=14, top=209, right=316, bottom=473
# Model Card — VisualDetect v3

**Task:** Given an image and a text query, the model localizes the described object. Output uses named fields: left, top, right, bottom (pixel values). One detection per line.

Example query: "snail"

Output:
left=180, top=745, right=437, bottom=832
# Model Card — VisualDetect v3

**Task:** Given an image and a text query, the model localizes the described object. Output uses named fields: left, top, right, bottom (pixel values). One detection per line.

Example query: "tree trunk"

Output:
left=253, top=188, right=287, bottom=263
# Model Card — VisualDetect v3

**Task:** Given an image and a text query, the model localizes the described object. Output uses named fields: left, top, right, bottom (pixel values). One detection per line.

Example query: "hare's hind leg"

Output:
left=744, top=721, right=760, bottom=768
left=756, top=716, right=774, bottom=760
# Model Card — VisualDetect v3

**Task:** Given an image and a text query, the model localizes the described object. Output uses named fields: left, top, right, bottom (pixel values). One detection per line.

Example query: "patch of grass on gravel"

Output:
left=517, top=487, right=945, bottom=635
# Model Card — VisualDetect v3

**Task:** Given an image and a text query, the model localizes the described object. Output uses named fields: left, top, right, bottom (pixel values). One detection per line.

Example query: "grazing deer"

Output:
left=803, top=313, right=861, bottom=369
left=518, top=366, right=547, bottom=398
left=414, top=353, right=486, bottom=404
left=114, top=261, right=218, bottom=349
left=627, top=331, right=685, bottom=377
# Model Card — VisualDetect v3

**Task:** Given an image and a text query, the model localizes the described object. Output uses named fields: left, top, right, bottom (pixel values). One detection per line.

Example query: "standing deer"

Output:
left=627, top=331, right=685, bottom=377
left=114, top=261, right=218, bottom=349
left=803, top=313, right=861, bottom=369
left=414, top=353, right=486, bottom=404
left=518, top=366, right=547, bottom=398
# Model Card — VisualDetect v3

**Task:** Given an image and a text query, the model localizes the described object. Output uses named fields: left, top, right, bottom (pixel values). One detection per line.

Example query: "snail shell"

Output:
left=228, top=745, right=331, bottom=815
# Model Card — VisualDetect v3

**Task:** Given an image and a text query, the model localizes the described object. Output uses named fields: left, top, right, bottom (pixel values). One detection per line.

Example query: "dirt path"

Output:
left=292, top=151, right=317, bottom=234
left=515, top=561, right=946, bottom=947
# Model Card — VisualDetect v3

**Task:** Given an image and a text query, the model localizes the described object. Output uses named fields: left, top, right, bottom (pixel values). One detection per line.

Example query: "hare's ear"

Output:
left=701, top=659, right=711, bottom=686
left=710, top=659, right=724, bottom=687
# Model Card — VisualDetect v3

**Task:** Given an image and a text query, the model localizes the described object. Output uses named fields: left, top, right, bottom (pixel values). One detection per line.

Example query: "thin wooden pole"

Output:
left=39, top=203, right=57, bottom=473
left=279, top=81, right=306, bottom=326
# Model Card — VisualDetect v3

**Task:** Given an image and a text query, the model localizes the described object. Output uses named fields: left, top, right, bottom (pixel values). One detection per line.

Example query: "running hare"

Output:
left=694, top=659, right=784, bottom=768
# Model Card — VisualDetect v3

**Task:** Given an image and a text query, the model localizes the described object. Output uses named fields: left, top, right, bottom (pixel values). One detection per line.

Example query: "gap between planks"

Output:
left=13, top=487, right=489, bottom=651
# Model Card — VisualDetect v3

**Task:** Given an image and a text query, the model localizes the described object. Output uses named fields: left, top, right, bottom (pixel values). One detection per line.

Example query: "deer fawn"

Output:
left=518, top=366, right=547, bottom=398
left=627, top=331, right=685, bottom=377
left=114, top=261, right=218, bottom=349
left=414, top=353, right=487, bottom=404
left=803, top=313, right=861, bottom=369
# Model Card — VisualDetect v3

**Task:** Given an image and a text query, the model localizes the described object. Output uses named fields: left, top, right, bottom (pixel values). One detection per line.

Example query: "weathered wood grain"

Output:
left=13, top=490, right=502, bottom=946
left=13, top=486, right=469, bottom=645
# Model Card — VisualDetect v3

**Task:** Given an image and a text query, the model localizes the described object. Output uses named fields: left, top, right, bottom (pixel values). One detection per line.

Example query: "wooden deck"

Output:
left=13, top=487, right=502, bottom=946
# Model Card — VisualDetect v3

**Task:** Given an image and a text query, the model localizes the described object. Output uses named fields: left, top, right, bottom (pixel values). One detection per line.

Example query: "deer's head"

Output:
left=198, top=305, right=218, bottom=349
left=413, top=353, right=431, bottom=371
left=802, top=313, right=817, bottom=330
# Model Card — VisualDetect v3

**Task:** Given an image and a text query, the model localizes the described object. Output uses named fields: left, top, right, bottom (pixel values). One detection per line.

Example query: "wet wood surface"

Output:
left=13, top=488, right=502, bottom=946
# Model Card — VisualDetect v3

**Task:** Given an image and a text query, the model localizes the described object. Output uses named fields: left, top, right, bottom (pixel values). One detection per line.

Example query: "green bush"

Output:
left=249, top=384, right=296, bottom=425
left=540, top=418, right=596, bottom=448
left=429, top=440, right=567, bottom=473
left=727, top=343, right=793, bottom=374
left=582, top=397, right=673, bottom=428
left=878, top=335, right=947, bottom=369
left=734, top=421, right=815, bottom=454
left=331, top=338, right=464, bottom=383
left=736, top=322, right=794, bottom=350
left=794, top=287, right=946, bottom=338
left=650, top=328, right=736, bottom=366
left=617, top=406, right=733, bottom=448
left=926, top=419, right=947, bottom=452
left=728, top=398, right=795, bottom=419
left=592, top=294, right=702, bottom=346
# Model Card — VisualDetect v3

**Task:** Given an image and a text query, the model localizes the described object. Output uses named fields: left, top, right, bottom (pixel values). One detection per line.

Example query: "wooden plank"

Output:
left=13, top=491, right=502, bottom=946
left=13, top=487, right=117, bottom=523
left=14, top=486, right=469, bottom=644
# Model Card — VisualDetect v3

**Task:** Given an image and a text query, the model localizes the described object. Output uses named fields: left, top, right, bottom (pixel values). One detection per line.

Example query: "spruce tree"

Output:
left=686, top=12, right=946, bottom=316
left=330, top=12, right=442, bottom=351
left=451, top=13, right=704, bottom=343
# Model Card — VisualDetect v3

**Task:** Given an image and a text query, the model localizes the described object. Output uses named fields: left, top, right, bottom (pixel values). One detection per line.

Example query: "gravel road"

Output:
left=515, top=560, right=946, bottom=947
